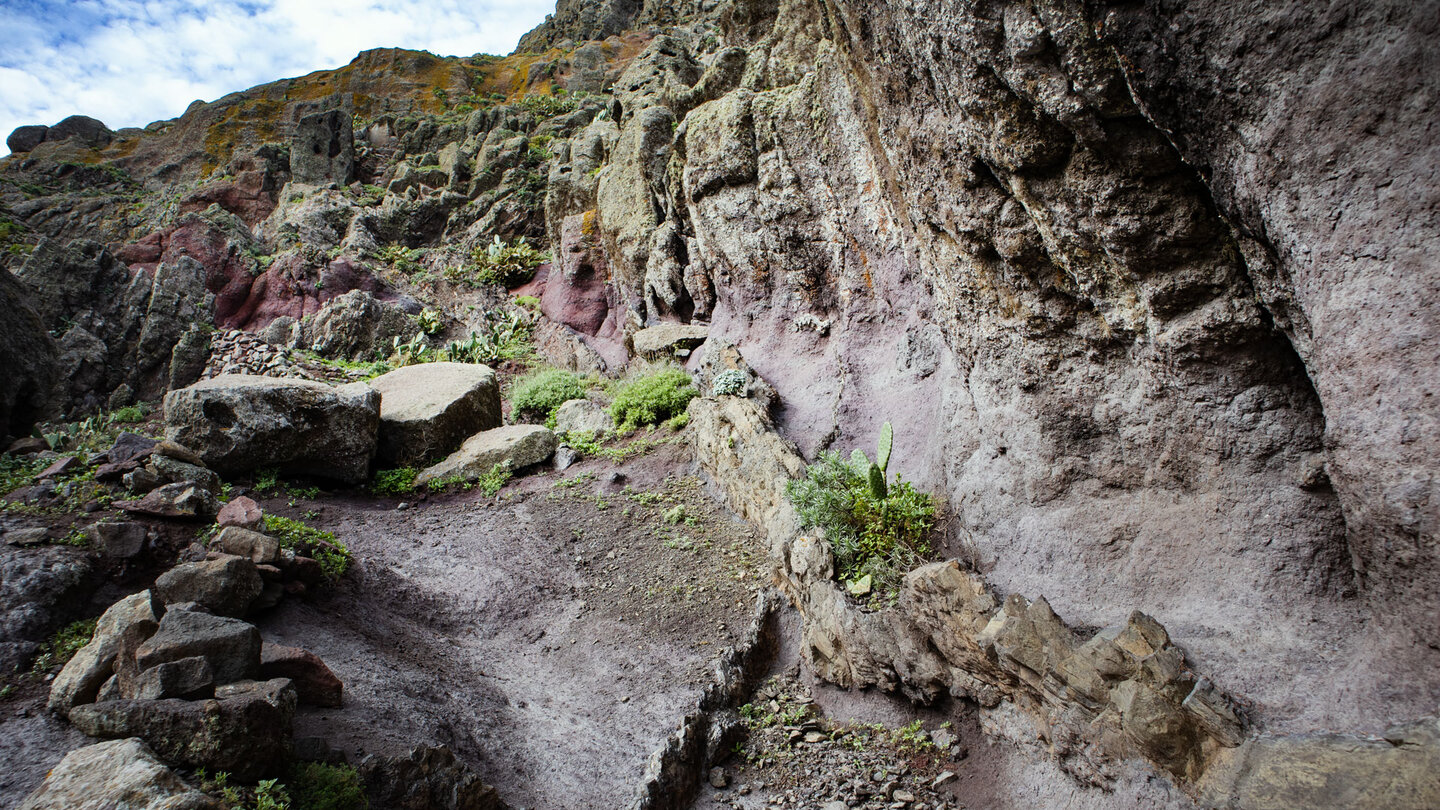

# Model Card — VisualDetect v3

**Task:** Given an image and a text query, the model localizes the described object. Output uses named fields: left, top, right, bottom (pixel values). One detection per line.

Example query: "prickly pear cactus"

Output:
left=876, top=421, right=893, bottom=473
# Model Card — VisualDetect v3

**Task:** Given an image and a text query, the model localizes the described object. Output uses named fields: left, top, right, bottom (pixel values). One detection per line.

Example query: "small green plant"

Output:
left=255, top=468, right=281, bottom=495
left=252, top=779, right=292, bottom=810
left=515, top=295, right=540, bottom=310
left=376, top=244, right=425, bottom=275
left=892, top=719, right=935, bottom=754
left=372, top=468, right=418, bottom=495
left=475, top=462, right=513, bottom=497
left=418, top=307, right=444, bottom=335
left=0, top=453, right=47, bottom=495
left=784, top=422, right=935, bottom=594
left=469, top=236, right=545, bottom=287
left=608, top=368, right=697, bottom=433
left=56, top=528, right=90, bottom=548
left=263, top=514, right=351, bottom=580
left=288, top=762, right=368, bottom=810
left=711, top=369, right=747, bottom=397
left=31, top=618, right=97, bottom=674
left=511, top=369, right=587, bottom=423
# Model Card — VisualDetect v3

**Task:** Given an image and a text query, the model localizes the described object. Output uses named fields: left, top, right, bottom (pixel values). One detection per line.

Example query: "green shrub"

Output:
left=288, top=762, right=367, bottom=810
left=376, top=244, right=425, bottom=275
left=515, top=295, right=540, bottom=310
left=110, top=405, right=146, bottom=423
left=784, top=424, right=935, bottom=594
left=371, top=468, right=418, bottom=495
left=711, top=369, right=747, bottom=397
left=263, top=514, right=351, bottom=580
left=608, top=368, right=696, bottom=432
left=469, top=236, right=545, bottom=287
left=511, top=369, right=587, bottom=423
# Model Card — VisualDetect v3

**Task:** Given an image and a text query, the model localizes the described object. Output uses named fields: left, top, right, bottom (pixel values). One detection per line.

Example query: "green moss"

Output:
left=608, top=369, right=696, bottom=433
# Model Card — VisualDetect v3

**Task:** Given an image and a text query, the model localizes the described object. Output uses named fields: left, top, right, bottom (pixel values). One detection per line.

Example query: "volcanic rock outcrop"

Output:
left=1, top=0, right=1436, bottom=806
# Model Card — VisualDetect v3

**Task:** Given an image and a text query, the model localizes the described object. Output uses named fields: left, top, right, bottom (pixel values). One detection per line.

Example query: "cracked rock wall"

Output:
left=545, top=0, right=1439, bottom=743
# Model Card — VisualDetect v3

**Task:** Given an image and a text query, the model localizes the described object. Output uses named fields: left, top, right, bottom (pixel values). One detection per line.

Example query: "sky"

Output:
left=0, top=0, right=556, bottom=155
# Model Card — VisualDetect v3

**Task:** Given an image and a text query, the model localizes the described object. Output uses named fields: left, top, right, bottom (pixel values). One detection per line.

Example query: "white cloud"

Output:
left=0, top=0, right=554, bottom=155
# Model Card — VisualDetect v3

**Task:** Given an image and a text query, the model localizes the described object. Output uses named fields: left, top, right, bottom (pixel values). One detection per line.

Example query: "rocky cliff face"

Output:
left=1, top=0, right=1435, bottom=805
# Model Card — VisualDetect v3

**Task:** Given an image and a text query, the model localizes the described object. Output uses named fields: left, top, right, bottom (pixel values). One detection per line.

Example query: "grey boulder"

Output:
left=553, top=398, right=614, bottom=438
left=17, top=738, right=223, bottom=810
left=164, top=375, right=380, bottom=484
left=48, top=590, right=159, bottom=714
left=133, top=608, right=261, bottom=685
left=633, top=323, right=709, bottom=358
left=153, top=556, right=263, bottom=617
left=414, top=425, right=558, bottom=489
left=370, top=362, right=502, bottom=467
left=213, top=526, right=281, bottom=565
left=67, top=678, right=297, bottom=782
left=114, top=482, right=219, bottom=520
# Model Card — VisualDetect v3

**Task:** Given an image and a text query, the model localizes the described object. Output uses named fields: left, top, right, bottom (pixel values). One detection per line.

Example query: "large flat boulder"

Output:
left=414, top=425, right=558, bottom=489
left=18, top=738, right=224, bottom=810
left=163, top=375, right=379, bottom=484
left=370, top=362, right=502, bottom=467
left=633, top=323, right=709, bottom=358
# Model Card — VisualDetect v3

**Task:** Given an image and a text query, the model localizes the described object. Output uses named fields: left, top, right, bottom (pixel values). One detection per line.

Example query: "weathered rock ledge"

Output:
left=686, top=393, right=1440, bottom=808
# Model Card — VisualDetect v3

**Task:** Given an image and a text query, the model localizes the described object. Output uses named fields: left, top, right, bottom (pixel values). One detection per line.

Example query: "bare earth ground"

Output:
left=257, top=442, right=768, bottom=809
left=1, top=438, right=1197, bottom=810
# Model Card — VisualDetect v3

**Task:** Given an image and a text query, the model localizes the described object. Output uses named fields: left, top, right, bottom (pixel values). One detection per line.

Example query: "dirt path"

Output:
left=258, top=443, right=768, bottom=809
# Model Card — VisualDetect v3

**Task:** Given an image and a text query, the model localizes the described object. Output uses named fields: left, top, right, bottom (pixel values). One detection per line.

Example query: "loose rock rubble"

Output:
left=202, top=329, right=317, bottom=381
left=701, top=673, right=964, bottom=810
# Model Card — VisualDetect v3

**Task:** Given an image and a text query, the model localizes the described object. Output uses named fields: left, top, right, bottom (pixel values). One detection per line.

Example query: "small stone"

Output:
left=86, top=522, right=148, bottom=558
left=123, top=468, right=161, bottom=494
left=115, top=482, right=219, bottom=520
left=893, top=790, right=915, bottom=803
left=217, top=495, right=264, bottom=531
left=709, top=766, right=729, bottom=788
left=931, top=771, right=956, bottom=787
left=154, top=440, right=205, bottom=466
left=37, top=455, right=83, bottom=479
left=4, top=527, right=49, bottom=547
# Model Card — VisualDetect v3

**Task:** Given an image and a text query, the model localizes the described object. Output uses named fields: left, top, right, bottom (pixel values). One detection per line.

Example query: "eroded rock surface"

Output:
left=164, top=375, right=380, bottom=483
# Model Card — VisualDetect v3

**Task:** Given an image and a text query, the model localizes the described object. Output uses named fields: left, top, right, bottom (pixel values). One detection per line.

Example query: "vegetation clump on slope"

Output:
left=786, top=423, right=935, bottom=595
left=608, top=368, right=696, bottom=433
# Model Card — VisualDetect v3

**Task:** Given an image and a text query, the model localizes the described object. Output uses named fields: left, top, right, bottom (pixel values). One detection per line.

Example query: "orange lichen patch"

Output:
left=102, top=135, right=141, bottom=160
left=201, top=97, right=284, bottom=176
left=581, top=208, right=598, bottom=237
